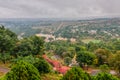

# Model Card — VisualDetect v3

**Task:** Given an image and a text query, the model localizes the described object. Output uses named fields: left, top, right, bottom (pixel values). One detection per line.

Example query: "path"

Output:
left=56, top=22, right=63, bottom=31
left=0, top=66, right=9, bottom=74
left=69, top=53, right=78, bottom=67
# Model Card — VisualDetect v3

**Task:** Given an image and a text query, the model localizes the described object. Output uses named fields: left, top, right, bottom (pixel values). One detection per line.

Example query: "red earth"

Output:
left=43, top=55, right=70, bottom=74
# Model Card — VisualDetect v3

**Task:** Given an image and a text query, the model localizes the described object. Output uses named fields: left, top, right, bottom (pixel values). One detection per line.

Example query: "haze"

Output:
left=0, top=0, right=120, bottom=18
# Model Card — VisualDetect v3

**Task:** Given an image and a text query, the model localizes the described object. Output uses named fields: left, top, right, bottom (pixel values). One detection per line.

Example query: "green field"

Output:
left=82, top=39, right=101, bottom=44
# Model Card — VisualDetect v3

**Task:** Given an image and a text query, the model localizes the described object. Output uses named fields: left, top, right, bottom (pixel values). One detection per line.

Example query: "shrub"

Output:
left=100, top=64, right=110, bottom=73
left=93, top=72, right=119, bottom=80
left=61, top=67, right=91, bottom=80
left=34, top=59, right=51, bottom=74
left=5, top=61, right=40, bottom=80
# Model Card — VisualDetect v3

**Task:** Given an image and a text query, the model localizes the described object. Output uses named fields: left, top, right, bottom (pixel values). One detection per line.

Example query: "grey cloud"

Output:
left=0, top=0, right=120, bottom=18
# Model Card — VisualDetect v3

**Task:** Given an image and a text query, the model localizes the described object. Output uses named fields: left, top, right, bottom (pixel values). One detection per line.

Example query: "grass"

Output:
left=41, top=73, right=62, bottom=80
left=82, top=38, right=101, bottom=44
left=0, top=75, right=5, bottom=80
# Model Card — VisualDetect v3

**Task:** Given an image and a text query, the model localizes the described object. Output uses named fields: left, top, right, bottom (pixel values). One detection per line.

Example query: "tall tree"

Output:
left=95, top=48, right=112, bottom=66
left=13, top=36, right=44, bottom=57
left=30, top=36, right=44, bottom=55
left=76, top=51, right=96, bottom=68
left=0, top=25, right=17, bottom=63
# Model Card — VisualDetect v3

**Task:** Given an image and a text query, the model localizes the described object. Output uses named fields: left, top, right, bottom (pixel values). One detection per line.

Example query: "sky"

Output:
left=0, top=0, right=120, bottom=18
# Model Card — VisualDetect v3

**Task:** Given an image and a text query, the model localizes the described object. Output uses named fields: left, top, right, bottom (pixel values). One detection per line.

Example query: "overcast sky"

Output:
left=0, top=0, right=120, bottom=18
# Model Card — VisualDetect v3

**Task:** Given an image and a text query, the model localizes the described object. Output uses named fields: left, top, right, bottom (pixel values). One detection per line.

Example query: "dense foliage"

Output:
left=34, top=59, right=51, bottom=74
left=5, top=61, right=40, bottom=80
left=61, top=67, right=91, bottom=80
left=99, top=64, right=110, bottom=73
left=0, top=25, right=17, bottom=63
left=11, top=55, right=40, bottom=64
left=109, top=51, right=120, bottom=74
left=92, top=73, right=119, bottom=80
left=12, top=36, right=44, bottom=57
left=95, top=49, right=112, bottom=66
left=76, top=51, right=96, bottom=66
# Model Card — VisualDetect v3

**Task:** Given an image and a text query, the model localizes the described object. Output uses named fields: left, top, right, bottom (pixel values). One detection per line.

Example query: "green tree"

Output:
left=76, top=51, right=96, bottom=67
left=5, top=61, right=40, bottom=80
left=30, top=36, right=44, bottom=55
left=75, top=46, right=86, bottom=52
left=55, top=46, right=67, bottom=57
left=0, top=26, right=17, bottom=63
left=95, top=48, right=112, bottom=66
left=11, top=55, right=40, bottom=64
left=0, top=53, right=11, bottom=63
left=93, top=72, right=119, bottom=80
left=100, top=64, right=110, bottom=73
left=13, top=38, right=33, bottom=57
left=61, top=67, right=91, bottom=80
left=34, top=59, right=51, bottom=74
left=109, top=51, right=120, bottom=75
left=112, top=39, right=120, bottom=50
left=87, top=42, right=98, bottom=52
left=13, top=36, right=44, bottom=57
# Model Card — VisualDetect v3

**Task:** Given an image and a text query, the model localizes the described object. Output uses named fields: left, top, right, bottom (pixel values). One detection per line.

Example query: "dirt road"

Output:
left=0, top=66, right=9, bottom=74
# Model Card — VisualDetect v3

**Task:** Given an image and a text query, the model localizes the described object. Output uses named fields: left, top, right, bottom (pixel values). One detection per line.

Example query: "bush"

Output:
left=61, top=67, right=91, bottom=80
left=93, top=72, right=119, bottom=80
left=100, top=64, right=110, bottom=73
left=34, top=59, right=51, bottom=74
left=5, top=61, right=40, bottom=80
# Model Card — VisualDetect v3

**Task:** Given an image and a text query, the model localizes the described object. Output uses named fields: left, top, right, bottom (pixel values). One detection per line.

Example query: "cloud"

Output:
left=0, top=0, right=120, bottom=18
